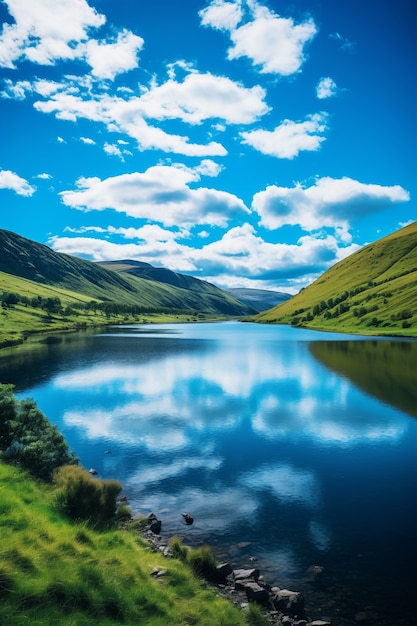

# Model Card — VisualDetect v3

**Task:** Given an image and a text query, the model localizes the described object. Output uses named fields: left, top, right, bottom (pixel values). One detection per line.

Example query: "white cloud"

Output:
left=80, top=136, right=95, bottom=145
left=103, top=142, right=129, bottom=160
left=49, top=222, right=360, bottom=291
left=35, top=172, right=52, bottom=179
left=316, top=77, right=339, bottom=99
left=0, top=0, right=105, bottom=68
left=0, top=0, right=143, bottom=80
left=134, top=71, right=269, bottom=125
left=85, top=29, right=144, bottom=80
left=241, top=113, right=328, bottom=158
left=59, top=163, right=249, bottom=228
left=199, top=0, right=244, bottom=32
left=253, top=176, right=410, bottom=232
left=27, top=68, right=268, bottom=156
left=201, top=0, right=318, bottom=75
left=0, top=169, right=36, bottom=195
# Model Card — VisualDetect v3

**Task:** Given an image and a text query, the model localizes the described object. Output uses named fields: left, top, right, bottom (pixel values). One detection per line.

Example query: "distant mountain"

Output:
left=0, top=230, right=255, bottom=316
left=224, top=287, right=291, bottom=312
left=254, top=222, right=417, bottom=336
left=99, top=260, right=222, bottom=294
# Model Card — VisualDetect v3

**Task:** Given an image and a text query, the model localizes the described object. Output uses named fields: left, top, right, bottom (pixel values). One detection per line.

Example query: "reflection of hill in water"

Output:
left=310, top=340, right=417, bottom=418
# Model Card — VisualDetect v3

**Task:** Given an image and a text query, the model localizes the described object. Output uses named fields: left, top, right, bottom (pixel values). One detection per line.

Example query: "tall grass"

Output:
left=0, top=462, right=248, bottom=625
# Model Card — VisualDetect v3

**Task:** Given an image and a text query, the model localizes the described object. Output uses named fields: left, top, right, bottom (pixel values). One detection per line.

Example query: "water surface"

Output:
left=2, top=322, right=416, bottom=625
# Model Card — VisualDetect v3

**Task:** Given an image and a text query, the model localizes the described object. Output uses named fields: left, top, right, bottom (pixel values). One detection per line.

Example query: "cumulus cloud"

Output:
left=24, top=69, right=267, bottom=156
left=199, top=0, right=244, bottom=31
left=59, top=163, right=249, bottom=228
left=136, top=71, right=269, bottom=124
left=241, top=113, right=328, bottom=158
left=85, top=29, right=144, bottom=80
left=0, top=0, right=105, bottom=68
left=49, top=222, right=360, bottom=291
left=0, top=169, right=36, bottom=195
left=252, top=177, right=410, bottom=233
left=200, top=0, right=317, bottom=75
left=0, top=0, right=143, bottom=79
left=316, top=77, right=339, bottom=99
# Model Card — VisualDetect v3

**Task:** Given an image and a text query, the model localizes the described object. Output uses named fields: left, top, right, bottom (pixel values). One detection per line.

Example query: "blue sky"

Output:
left=0, top=0, right=415, bottom=293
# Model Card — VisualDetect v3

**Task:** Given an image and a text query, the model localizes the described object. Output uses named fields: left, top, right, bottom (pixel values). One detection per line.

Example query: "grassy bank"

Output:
left=0, top=461, right=249, bottom=626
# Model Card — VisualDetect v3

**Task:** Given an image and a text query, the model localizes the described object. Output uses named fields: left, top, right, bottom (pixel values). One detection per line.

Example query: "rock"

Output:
left=182, top=512, right=194, bottom=525
left=244, top=582, right=270, bottom=604
left=311, top=621, right=332, bottom=626
left=217, top=563, right=233, bottom=579
left=149, top=519, right=162, bottom=534
left=88, top=468, right=98, bottom=475
left=150, top=567, right=167, bottom=578
left=272, top=588, right=305, bottom=616
left=233, top=568, right=260, bottom=582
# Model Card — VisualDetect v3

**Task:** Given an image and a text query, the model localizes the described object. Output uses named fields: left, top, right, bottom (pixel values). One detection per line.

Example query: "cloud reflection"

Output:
left=242, top=464, right=320, bottom=507
left=57, top=330, right=408, bottom=451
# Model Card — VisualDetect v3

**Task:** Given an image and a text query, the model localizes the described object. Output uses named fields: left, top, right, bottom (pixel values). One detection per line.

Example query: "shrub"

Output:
left=54, top=465, right=122, bottom=528
left=0, top=384, right=78, bottom=480
left=169, top=536, right=188, bottom=561
left=186, top=546, right=218, bottom=580
left=246, top=601, right=270, bottom=625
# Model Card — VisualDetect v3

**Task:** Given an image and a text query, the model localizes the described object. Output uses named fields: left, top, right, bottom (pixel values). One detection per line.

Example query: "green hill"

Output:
left=0, top=230, right=255, bottom=347
left=254, top=222, right=417, bottom=337
left=224, top=287, right=291, bottom=313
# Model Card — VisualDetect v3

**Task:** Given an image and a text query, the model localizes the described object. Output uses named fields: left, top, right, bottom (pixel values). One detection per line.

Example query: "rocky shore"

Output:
left=130, top=512, right=332, bottom=626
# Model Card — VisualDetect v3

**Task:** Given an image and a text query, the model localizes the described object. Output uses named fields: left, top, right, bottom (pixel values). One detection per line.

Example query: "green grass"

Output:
left=254, top=222, right=417, bottom=337
left=0, top=270, right=231, bottom=348
left=0, top=462, right=248, bottom=626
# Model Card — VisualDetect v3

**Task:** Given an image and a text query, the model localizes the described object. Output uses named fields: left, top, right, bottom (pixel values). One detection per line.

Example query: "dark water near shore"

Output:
left=2, top=322, right=416, bottom=625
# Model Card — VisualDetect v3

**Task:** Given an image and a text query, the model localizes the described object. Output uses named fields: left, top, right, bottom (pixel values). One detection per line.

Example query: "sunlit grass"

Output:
left=0, top=462, right=248, bottom=625
left=255, top=222, right=417, bottom=337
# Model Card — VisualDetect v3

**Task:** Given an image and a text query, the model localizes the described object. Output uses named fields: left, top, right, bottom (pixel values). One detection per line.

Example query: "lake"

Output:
left=2, top=321, right=416, bottom=625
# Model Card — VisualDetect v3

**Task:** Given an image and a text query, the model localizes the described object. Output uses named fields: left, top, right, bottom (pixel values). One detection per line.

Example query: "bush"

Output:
left=170, top=536, right=188, bottom=561
left=54, top=465, right=122, bottom=528
left=186, top=546, right=218, bottom=580
left=0, top=384, right=78, bottom=480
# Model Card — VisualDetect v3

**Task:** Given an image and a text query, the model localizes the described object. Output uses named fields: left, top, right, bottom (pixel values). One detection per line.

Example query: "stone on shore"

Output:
left=272, top=588, right=305, bottom=615
left=244, top=582, right=270, bottom=603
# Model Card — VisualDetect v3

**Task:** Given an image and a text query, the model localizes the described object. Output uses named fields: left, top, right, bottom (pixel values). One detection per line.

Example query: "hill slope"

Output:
left=224, top=287, right=291, bottom=312
left=0, top=461, right=247, bottom=626
left=255, top=222, right=417, bottom=336
left=0, top=230, right=254, bottom=316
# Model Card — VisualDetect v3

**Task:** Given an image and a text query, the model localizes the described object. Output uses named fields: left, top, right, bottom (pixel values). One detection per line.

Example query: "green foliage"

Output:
left=54, top=465, right=122, bottom=528
left=0, top=384, right=78, bottom=480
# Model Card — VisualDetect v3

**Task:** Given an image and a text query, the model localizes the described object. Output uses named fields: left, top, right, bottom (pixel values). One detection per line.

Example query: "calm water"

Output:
left=2, top=322, right=417, bottom=625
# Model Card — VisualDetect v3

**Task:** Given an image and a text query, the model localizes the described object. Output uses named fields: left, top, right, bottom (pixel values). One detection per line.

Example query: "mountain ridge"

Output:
left=0, top=229, right=255, bottom=316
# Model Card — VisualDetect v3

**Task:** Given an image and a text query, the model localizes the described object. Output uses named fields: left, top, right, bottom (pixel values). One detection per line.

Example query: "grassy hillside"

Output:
left=0, top=229, right=253, bottom=315
left=0, top=230, right=254, bottom=347
left=255, top=222, right=417, bottom=336
left=225, top=288, right=291, bottom=313
left=0, top=462, right=248, bottom=626
left=98, top=260, right=257, bottom=315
